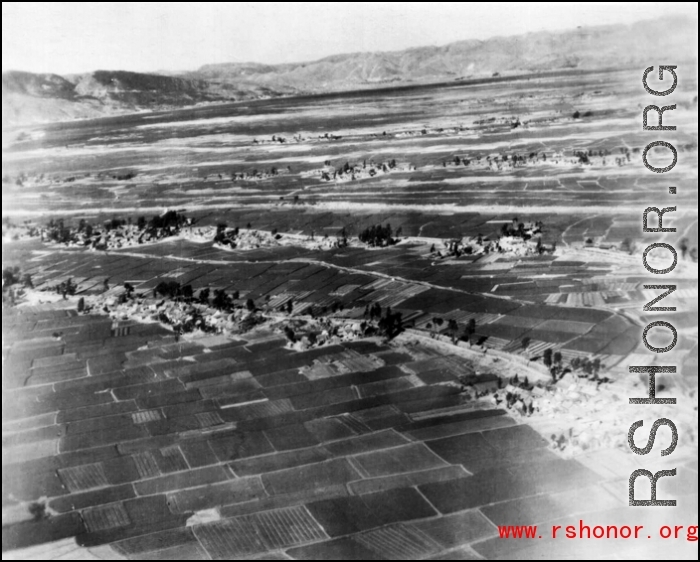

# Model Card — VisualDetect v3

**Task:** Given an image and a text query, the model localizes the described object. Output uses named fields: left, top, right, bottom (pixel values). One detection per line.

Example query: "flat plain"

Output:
left=2, top=68, right=698, bottom=559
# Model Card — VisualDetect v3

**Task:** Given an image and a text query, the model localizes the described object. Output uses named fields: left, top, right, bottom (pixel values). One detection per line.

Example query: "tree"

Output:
left=198, top=287, right=210, bottom=305
left=181, top=284, right=194, bottom=302
left=358, top=223, right=396, bottom=247
left=28, top=502, right=48, bottom=522
left=394, top=312, right=403, bottom=336
left=124, top=282, right=134, bottom=298
left=521, top=336, right=531, bottom=352
left=283, top=326, right=296, bottom=343
left=464, top=318, right=476, bottom=345
left=553, top=351, right=562, bottom=365
left=64, top=278, right=76, bottom=296
left=77, top=297, right=85, bottom=313
left=154, top=281, right=180, bottom=299
left=377, top=309, right=403, bottom=340
left=447, top=318, right=459, bottom=343
left=337, top=227, right=348, bottom=247
left=214, top=223, right=228, bottom=243
left=246, top=298, right=256, bottom=312
left=543, top=348, right=553, bottom=368
left=213, top=289, right=229, bottom=310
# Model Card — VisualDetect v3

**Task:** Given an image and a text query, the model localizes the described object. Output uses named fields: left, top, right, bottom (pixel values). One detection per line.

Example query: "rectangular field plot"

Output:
left=536, top=319, right=594, bottom=335
left=488, top=316, right=543, bottom=330
left=477, top=323, right=532, bottom=341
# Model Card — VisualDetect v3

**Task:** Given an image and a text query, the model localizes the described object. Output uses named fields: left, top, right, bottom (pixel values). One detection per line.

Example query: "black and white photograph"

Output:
left=2, top=2, right=698, bottom=559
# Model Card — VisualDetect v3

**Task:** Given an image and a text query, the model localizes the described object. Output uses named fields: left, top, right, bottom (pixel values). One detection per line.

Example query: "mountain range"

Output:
left=2, top=15, right=696, bottom=127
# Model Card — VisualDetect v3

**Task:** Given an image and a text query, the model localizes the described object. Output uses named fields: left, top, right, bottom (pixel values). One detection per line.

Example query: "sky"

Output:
left=2, top=2, right=698, bottom=75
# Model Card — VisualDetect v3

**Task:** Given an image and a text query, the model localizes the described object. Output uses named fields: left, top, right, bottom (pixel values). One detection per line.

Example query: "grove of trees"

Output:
left=358, top=223, right=398, bottom=247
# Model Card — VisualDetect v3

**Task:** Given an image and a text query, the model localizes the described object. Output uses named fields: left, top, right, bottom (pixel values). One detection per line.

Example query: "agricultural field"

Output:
left=3, top=69, right=698, bottom=365
left=2, top=305, right=697, bottom=559
left=2, top=69, right=697, bottom=246
left=2, top=67, right=698, bottom=559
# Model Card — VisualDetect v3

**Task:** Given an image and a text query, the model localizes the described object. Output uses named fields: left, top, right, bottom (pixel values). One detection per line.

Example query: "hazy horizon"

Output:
left=2, top=2, right=697, bottom=76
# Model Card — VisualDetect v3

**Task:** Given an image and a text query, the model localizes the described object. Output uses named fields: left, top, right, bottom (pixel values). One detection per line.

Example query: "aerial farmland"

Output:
left=2, top=7, right=698, bottom=561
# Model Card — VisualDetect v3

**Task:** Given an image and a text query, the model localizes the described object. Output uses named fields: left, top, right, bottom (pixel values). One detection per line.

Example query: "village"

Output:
left=2, top=205, right=558, bottom=258
left=4, top=260, right=695, bottom=470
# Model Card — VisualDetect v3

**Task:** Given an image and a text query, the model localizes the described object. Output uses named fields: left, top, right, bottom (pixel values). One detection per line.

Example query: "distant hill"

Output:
left=2, top=70, right=293, bottom=127
left=3, top=15, right=696, bottom=127
left=190, top=16, right=696, bottom=92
